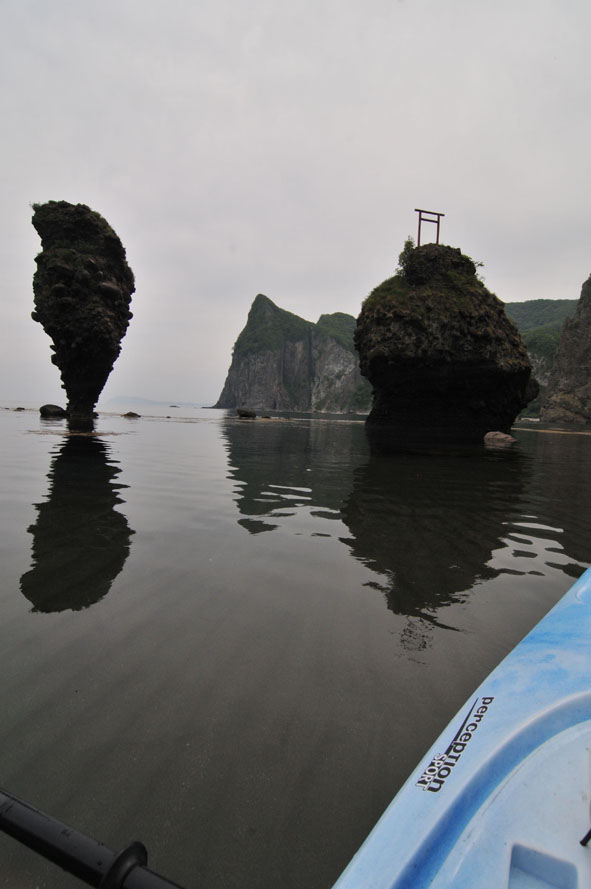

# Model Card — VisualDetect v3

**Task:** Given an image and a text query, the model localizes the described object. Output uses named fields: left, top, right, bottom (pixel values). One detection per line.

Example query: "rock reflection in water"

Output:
left=517, top=430, right=591, bottom=576
left=222, top=417, right=367, bottom=535
left=221, top=418, right=590, bottom=651
left=341, top=434, right=530, bottom=636
left=20, top=435, right=133, bottom=612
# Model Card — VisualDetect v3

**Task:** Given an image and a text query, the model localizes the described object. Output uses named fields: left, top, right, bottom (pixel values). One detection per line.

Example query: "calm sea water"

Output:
left=1, top=405, right=590, bottom=889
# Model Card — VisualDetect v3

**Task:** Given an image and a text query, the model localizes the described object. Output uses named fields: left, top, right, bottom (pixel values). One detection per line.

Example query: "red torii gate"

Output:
left=414, top=208, right=445, bottom=246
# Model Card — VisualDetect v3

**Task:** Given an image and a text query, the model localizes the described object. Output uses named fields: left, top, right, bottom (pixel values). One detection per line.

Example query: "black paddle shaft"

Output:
left=0, top=788, right=186, bottom=889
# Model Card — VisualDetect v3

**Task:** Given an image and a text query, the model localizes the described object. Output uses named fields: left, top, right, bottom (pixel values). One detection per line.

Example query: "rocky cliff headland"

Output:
left=541, top=273, right=591, bottom=424
left=31, top=201, right=135, bottom=428
left=355, top=244, right=538, bottom=442
left=214, top=294, right=371, bottom=413
left=504, top=299, right=577, bottom=416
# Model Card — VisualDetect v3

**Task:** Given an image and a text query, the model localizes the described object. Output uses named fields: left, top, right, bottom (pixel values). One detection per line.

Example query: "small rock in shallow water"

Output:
left=40, top=404, right=67, bottom=418
left=484, top=431, right=517, bottom=447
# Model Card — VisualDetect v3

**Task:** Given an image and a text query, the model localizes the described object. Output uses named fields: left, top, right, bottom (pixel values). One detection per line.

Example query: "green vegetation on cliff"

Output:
left=503, top=300, right=577, bottom=417
left=315, top=312, right=357, bottom=353
left=233, top=295, right=359, bottom=358
left=540, top=274, right=591, bottom=424
left=233, top=294, right=311, bottom=359
left=521, top=325, right=563, bottom=365
left=504, top=299, right=577, bottom=332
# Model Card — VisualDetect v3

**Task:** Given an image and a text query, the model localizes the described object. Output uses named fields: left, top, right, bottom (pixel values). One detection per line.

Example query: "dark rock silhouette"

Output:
left=39, top=403, right=67, bottom=418
left=541, top=273, right=591, bottom=424
left=356, top=244, right=538, bottom=442
left=20, top=435, right=133, bottom=612
left=31, top=201, right=135, bottom=429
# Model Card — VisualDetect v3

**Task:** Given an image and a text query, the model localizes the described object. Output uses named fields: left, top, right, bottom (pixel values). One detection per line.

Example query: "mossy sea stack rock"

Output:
left=31, top=201, right=135, bottom=429
left=355, top=244, right=538, bottom=443
left=541, top=273, right=591, bottom=425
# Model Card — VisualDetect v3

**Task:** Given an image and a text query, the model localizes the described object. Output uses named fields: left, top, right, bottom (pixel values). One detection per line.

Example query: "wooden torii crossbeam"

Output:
left=415, top=208, right=445, bottom=246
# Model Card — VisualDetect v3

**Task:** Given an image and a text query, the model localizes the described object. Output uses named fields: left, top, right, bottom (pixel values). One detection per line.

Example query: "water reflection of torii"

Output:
left=415, top=208, right=445, bottom=246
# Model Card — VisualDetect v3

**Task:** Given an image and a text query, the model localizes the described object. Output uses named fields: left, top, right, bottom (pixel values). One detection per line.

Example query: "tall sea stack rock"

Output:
left=541, top=273, right=591, bottom=424
left=355, top=244, right=537, bottom=442
left=214, top=294, right=371, bottom=413
left=31, top=201, right=135, bottom=428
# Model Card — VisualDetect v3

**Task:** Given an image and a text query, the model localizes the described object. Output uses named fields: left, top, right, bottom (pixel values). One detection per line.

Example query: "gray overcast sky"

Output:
left=2, top=0, right=590, bottom=405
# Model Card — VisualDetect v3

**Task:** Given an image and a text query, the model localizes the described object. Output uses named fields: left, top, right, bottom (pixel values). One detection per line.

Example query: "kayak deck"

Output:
left=433, top=717, right=590, bottom=888
left=332, top=569, right=591, bottom=889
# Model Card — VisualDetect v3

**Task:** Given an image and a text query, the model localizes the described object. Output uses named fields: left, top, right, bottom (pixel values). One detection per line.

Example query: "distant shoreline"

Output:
left=3, top=403, right=591, bottom=436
